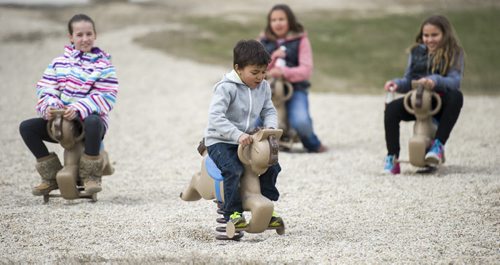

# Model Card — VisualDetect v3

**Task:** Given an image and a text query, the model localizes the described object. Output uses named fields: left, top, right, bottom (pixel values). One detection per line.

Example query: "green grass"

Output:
left=135, top=8, right=500, bottom=95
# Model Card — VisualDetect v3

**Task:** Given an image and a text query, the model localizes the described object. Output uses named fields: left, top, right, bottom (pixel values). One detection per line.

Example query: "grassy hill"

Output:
left=136, top=7, right=500, bottom=94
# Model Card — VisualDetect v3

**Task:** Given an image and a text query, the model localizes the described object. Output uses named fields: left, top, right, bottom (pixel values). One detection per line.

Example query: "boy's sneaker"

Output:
left=425, top=139, right=445, bottom=165
left=269, top=211, right=284, bottom=228
left=384, top=155, right=400, bottom=175
left=229, top=212, right=248, bottom=229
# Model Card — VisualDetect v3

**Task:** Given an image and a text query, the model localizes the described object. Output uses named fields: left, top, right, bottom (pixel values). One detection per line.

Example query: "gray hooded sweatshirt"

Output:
left=204, top=69, right=278, bottom=147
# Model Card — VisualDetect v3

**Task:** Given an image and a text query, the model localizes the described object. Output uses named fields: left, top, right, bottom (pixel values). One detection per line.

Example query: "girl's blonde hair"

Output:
left=412, top=15, right=464, bottom=75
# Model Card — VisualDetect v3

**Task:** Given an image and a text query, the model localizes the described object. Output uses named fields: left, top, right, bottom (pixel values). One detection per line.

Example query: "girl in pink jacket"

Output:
left=260, top=4, right=327, bottom=153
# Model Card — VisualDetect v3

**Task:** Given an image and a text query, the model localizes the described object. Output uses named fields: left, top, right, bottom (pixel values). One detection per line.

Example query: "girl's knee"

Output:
left=19, top=120, right=29, bottom=135
left=289, top=116, right=312, bottom=133
left=19, top=118, right=42, bottom=136
left=384, top=102, right=403, bottom=122
left=84, top=114, right=101, bottom=127
left=446, top=89, right=464, bottom=106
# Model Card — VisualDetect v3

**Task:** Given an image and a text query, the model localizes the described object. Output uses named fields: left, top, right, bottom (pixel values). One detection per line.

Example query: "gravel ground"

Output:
left=0, top=2, right=499, bottom=264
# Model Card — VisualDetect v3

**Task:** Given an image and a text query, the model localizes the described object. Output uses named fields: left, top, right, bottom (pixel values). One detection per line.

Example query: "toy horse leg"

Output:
left=408, top=135, right=428, bottom=167
left=56, top=142, right=84, bottom=200
left=179, top=171, right=203, bottom=201
left=242, top=195, right=274, bottom=233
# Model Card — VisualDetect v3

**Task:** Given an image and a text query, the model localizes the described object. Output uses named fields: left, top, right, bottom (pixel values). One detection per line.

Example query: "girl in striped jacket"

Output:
left=20, top=14, right=118, bottom=196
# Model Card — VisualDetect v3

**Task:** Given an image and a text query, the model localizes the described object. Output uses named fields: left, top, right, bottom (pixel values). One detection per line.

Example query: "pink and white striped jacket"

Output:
left=35, top=45, right=118, bottom=129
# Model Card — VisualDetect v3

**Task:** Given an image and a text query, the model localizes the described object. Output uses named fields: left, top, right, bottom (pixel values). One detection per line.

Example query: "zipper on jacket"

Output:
left=244, top=87, right=252, bottom=132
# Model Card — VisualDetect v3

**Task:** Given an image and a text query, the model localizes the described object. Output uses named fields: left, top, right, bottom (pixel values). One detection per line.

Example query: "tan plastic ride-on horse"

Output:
left=42, top=109, right=114, bottom=203
left=180, top=128, right=285, bottom=240
left=399, top=80, right=442, bottom=173
left=270, top=78, right=299, bottom=150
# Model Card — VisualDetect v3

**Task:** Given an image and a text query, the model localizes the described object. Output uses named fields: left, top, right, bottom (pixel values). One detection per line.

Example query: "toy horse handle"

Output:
left=403, top=86, right=442, bottom=116
left=237, top=131, right=281, bottom=167
left=46, top=109, right=85, bottom=142
left=429, top=93, right=442, bottom=116
left=271, top=78, right=294, bottom=102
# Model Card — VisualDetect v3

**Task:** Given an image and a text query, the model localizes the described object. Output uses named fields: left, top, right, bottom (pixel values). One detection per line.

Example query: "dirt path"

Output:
left=0, top=2, right=499, bottom=264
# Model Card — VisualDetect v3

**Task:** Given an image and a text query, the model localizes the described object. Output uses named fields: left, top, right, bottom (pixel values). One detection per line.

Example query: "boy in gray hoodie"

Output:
left=205, top=40, right=282, bottom=228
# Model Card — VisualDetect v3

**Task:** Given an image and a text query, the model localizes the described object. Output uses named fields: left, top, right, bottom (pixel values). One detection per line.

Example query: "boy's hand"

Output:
left=238, top=133, right=253, bottom=146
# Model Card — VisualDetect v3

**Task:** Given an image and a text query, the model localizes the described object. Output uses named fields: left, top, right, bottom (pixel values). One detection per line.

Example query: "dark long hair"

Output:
left=264, top=4, right=304, bottom=40
left=412, top=15, right=464, bottom=75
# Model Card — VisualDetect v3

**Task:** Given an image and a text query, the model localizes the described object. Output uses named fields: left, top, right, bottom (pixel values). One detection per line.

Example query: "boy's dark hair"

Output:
left=233, top=39, right=271, bottom=69
left=68, top=14, right=96, bottom=35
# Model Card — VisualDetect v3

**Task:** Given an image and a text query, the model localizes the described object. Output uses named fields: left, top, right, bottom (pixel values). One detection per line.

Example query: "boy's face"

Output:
left=236, top=64, right=267, bottom=89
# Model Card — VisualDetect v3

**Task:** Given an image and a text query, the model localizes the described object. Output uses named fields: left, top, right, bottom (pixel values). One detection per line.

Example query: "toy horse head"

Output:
left=237, top=129, right=283, bottom=176
left=47, top=109, right=85, bottom=149
left=270, top=78, right=294, bottom=106
left=404, top=81, right=442, bottom=119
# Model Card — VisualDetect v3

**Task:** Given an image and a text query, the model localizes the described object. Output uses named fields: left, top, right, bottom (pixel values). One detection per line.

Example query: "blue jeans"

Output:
left=207, top=142, right=281, bottom=220
left=286, top=89, right=322, bottom=151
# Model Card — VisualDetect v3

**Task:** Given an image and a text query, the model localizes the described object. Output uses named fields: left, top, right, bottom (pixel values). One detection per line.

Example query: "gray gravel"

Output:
left=1, top=3, right=499, bottom=264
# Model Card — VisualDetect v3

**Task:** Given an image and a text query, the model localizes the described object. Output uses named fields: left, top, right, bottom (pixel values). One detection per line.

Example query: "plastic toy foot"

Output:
left=41, top=191, right=62, bottom=204
left=43, top=194, right=50, bottom=203
left=268, top=219, right=286, bottom=235
left=215, top=225, right=244, bottom=240
left=416, top=166, right=437, bottom=174
left=216, top=224, right=244, bottom=240
left=276, top=225, right=285, bottom=235
left=225, top=221, right=246, bottom=239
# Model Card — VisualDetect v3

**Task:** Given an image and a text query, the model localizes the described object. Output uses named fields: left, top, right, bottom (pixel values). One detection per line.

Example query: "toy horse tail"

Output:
left=179, top=172, right=203, bottom=201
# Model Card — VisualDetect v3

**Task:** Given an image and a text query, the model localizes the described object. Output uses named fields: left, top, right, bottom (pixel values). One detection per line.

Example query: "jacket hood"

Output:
left=64, top=45, right=111, bottom=63
left=222, top=69, right=245, bottom=86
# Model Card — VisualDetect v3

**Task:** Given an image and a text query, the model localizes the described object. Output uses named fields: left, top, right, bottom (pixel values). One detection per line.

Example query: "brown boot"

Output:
left=32, top=152, right=62, bottom=196
left=79, top=154, right=104, bottom=194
